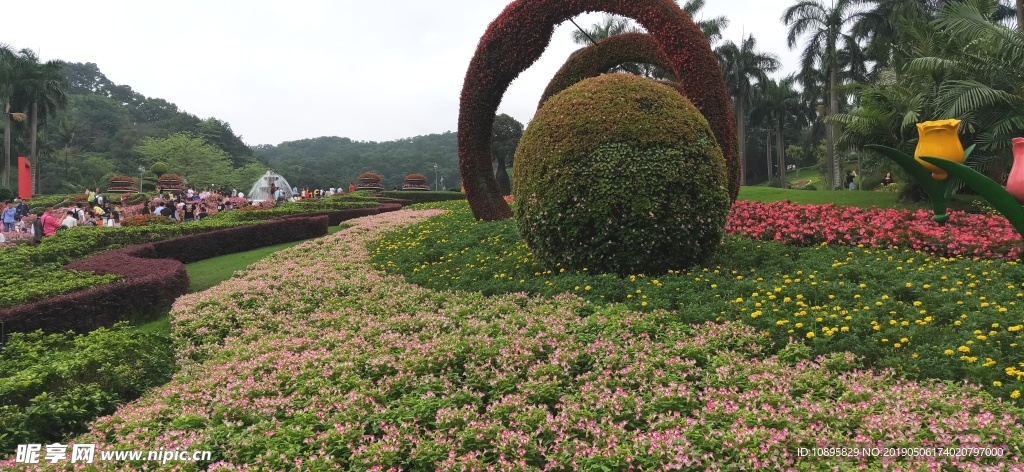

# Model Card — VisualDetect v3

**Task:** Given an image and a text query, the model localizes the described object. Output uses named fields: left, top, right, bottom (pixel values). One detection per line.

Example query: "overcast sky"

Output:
left=6, top=0, right=801, bottom=146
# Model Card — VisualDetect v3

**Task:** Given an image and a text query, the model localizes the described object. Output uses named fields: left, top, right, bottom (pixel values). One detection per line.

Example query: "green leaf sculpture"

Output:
left=863, top=144, right=975, bottom=225
left=920, top=156, right=1024, bottom=237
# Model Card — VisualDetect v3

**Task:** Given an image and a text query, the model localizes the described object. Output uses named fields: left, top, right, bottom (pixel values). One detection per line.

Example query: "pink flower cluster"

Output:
left=727, top=200, right=1023, bottom=260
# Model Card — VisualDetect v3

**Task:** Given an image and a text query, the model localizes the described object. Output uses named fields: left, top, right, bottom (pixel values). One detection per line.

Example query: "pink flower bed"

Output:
left=727, top=200, right=1023, bottom=260
left=8, top=209, right=1019, bottom=471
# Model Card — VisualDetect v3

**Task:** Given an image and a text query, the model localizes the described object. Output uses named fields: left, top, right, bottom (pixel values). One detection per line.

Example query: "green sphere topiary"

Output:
left=513, top=73, right=730, bottom=274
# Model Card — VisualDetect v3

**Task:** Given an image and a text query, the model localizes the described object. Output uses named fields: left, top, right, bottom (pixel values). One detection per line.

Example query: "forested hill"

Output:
left=253, top=132, right=461, bottom=190
left=33, top=62, right=262, bottom=193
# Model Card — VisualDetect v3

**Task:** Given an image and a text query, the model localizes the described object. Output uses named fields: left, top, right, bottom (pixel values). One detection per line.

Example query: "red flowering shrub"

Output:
left=727, top=200, right=1024, bottom=260
left=459, top=0, right=736, bottom=220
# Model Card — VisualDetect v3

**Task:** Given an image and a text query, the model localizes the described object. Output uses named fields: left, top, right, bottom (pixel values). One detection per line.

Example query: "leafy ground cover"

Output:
left=370, top=201, right=1024, bottom=406
left=9, top=208, right=1019, bottom=470
left=0, top=325, right=174, bottom=453
left=134, top=224, right=353, bottom=335
left=0, top=223, right=352, bottom=457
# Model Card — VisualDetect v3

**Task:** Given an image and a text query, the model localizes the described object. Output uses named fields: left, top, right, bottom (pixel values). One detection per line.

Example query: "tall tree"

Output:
left=751, top=75, right=804, bottom=187
left=716, top=34, right=780, bottom=185
left=783, top=0, right=869, bottom=189
left=0, top=45, right=24, bottom=188
left=18, top=49, right=68, bottom=194
left=491, top=114, right=523, bottom=196
left=570, top=1, right=729, bottom=79
left=906, top=0, right=1024, bottom=153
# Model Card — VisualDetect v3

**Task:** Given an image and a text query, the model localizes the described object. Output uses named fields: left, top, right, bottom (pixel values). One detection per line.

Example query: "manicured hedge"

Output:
left=0, top=216, right=329, bottom=334
left=514, top=74, right=730, bottom=274
left=211, top=206, right=391, bottom=226
left=458, top=0, right=736, bottom=220
left=150, top=214, right=330, bottom=263
left=0, top=324, right=176, bottom=453
left=380, top=190, right=467, bottom=203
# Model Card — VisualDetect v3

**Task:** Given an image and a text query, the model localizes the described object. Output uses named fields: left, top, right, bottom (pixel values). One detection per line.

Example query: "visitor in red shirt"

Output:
left=40, top=208, right=60, bottom=237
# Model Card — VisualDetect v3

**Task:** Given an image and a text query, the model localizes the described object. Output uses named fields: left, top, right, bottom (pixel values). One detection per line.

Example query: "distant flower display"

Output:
left=727, top=200, right=1022, bottom=260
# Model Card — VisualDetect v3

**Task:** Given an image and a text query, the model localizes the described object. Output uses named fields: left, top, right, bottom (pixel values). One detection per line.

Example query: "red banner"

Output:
left=18, top=156, right=31, bottom=200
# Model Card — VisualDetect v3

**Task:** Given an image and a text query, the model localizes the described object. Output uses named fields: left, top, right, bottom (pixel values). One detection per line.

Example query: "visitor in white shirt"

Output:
left=61, top=210, right=78, bottom=228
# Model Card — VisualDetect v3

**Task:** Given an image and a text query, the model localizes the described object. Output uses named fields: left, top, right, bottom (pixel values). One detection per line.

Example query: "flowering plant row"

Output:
left=727, top=200, right=1023, bottom=260
left=16, top=209, right=1019, bottom=471
left=458, top=0, right=736, bottom=220
left=372, top=201, right=1024, bottom=404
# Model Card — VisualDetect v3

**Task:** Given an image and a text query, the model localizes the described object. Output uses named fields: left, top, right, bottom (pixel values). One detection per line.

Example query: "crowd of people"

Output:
left=0, top=184, right=367, bottom=246
left=0, top=188, right=248, bottom=246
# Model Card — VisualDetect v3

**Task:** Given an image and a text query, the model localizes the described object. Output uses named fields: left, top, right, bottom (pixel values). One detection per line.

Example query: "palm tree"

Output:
left=0, top=44, right=19, bottom=188
left=716, top=34, right=780, bottom=185
left=18, top=49, right=68, bottom=194
left=571, top=1, right=728, bottom=46
left=751, top=75, right=804, bottom=187
left=906, top=0, right=1024, bottom=153
left=783, top=0, right=870, bottom=189
left=571, top=14, right=640, bottom=45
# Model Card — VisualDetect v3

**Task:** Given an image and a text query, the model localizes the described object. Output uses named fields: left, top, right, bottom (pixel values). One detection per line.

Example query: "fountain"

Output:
left=248, top=170, right=295, bottom=202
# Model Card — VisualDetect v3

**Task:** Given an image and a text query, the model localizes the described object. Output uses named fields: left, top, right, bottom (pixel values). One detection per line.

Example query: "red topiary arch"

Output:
left=458, top=0, right=737, bottom=221
left=538, top=33, right=671, bottom=108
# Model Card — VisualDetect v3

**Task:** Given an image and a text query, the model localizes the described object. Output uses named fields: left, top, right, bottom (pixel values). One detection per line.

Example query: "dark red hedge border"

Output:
left=0, top=216, right=330, bottom=335
left=458, top=0, right=737, bottom=220
left=536, top=33, right=739, bottom=201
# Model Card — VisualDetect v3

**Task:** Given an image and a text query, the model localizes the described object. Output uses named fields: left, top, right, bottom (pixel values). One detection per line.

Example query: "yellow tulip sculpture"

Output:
left=868, top=119, right=1024, bottom=237
left=913, top=119, right=965, bottom=181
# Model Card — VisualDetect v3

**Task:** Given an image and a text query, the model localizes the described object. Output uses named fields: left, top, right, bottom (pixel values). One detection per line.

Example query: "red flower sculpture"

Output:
left=458, top=0, right=737, bottom=221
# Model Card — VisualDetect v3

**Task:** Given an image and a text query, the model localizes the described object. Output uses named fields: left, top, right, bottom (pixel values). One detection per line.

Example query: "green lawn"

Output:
left=754, top=166, right=820, bottom=188
left=134, top=224, right=350, bottom=335
left=738, top=185, right=982, bottom=211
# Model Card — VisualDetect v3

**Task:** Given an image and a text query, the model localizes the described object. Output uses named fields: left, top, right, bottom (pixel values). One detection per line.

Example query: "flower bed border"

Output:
left=0, top=215, right=330, bottom=334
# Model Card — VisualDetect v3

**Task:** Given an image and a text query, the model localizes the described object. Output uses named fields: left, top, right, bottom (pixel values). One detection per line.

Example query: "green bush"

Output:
left=512, top=74, right=730, bottom=274
left=0, top=187, right=12, bottom=202
left=380, top=191, right=467, bottom=203
left=24, top=194, right=73, bottom=210
left=0, top=324, right=176, bottom=451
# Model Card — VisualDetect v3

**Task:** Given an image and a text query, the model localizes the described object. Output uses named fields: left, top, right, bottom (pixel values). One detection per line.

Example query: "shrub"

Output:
left=380, top=191, right=467, bottom=204
left=0, top=187, right=13, bottom=202
left=513, top=74, right=730, bottom=274
left=121, top=214, right=176, bottom=226
left=0, top=324, right=176, bottom=453
left=24, top=194, right=72, bottom=210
